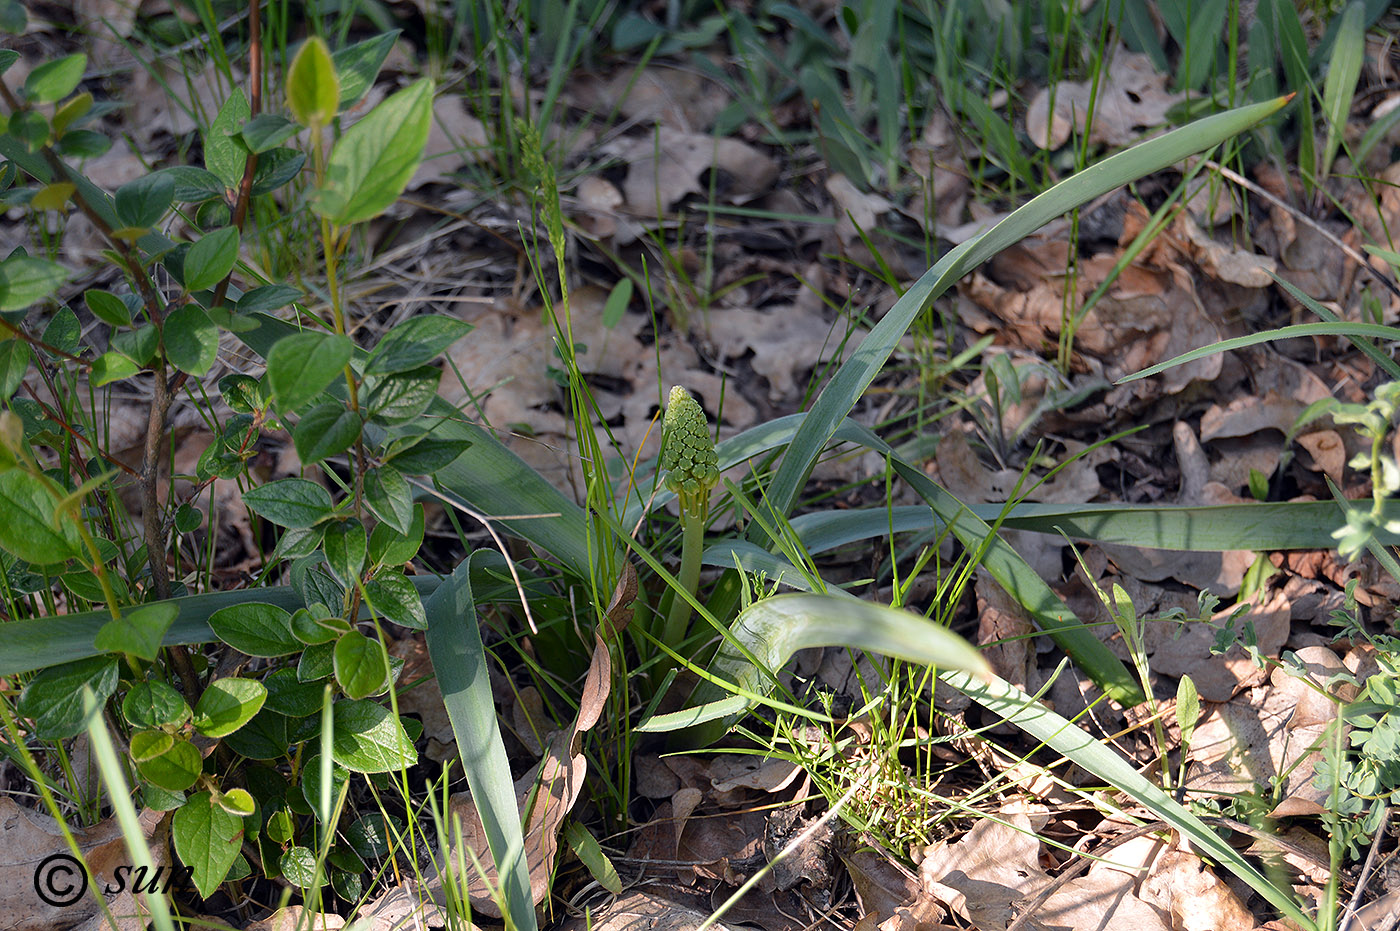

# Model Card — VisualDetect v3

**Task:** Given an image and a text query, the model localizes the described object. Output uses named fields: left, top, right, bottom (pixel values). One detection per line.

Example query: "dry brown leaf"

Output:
left=244, top=907, right=344, bottom=931
left=409, top=95, right=490, bottom=190
left=1037, top=869, right=1171, bottom=931
left=1026, top=50, right=1181, bottom=150
left=1185, top=644, right=1336, bottom=806
left=842, top=846, right=945, bottom=928
left=1149, top=586, right=1290, bottom=702
left=1, top=799, right=168, bottom=931
left=976, top=572, right=1034, bottom=690
left=918, top=811, right=1047, bottom=931
left=556, top=891, right=749, bottom=931
left=1139, top=848, right=1254, bottom=931
left=349, top=881, right=454, bottom=930
left=571, top=66, right=730, bottom=132
left=612, top=128, right=777, bottom=214
left=696, top=304, right=858, bottom=402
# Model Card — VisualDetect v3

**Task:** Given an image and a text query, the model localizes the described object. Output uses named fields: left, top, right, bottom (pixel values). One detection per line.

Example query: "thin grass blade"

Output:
left=760, top=95, right=1291, bottom=524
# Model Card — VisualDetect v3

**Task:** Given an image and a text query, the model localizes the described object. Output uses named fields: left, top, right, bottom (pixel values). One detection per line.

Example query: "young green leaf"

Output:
left=242, top=477, right=334, bottom=529
left=205, top=91, right=251, bottom=190
left=312, top=78, right=434, bottom=225
left=334, top=630, right=390, bottom=699
left=267, top=330, right=352, bottom=411
left=0, top=255, right=68, bottom=310
left=24, top=53, right=86, bottom=104
left=183, top=226, right=240, bottom=292
left=123, top=680, right=190, bottom=729
left=172, top=792, right=244, bottom=899
left=128, top=729, right=174, bottom=762
left=208, top=602, right=301, bottom=657
left=136, top=739, right=202, bottom=791
left=364, top=315, right=473, bottom=376
left=1176, top=674, right=1200, bottom=746
left=330, top=699, right=416, bottom=773
left=287, top=37, right=339, bottom=128
left=332, top=31, right=400, bottom=110
left=193, top=677, right=268, bottom=737
left=94, top=602, right=178, bottom=661
left=163, top=304, right=219, bottom=376
left=0, top=468, right=82, bottom=564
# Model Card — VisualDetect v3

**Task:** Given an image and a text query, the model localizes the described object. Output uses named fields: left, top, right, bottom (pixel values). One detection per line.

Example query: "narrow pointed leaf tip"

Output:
left=661, top=386, right=719, bottom=497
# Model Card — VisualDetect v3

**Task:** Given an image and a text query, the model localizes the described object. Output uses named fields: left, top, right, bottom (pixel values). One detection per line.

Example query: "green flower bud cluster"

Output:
left=661, top=386, right=719, bottom=505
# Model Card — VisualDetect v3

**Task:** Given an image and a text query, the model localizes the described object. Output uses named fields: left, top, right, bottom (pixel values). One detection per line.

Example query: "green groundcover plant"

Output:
left=2, top=4, right=1397, bottom=930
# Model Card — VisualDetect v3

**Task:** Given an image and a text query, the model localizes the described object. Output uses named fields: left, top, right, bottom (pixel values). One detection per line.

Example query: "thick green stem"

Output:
left=662, top=505, right=705, bottom=647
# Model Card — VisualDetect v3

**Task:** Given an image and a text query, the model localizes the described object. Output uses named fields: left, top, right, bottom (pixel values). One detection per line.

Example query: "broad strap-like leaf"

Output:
left=424, top=550, right=536, bottom=931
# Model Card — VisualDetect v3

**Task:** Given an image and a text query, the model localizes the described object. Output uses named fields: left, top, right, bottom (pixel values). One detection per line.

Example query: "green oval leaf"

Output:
left=205, top=91, right=251, bottom=190
left=364, top=365, right=438, bottom=425
left=242, top=477, right=334, bottom=529
left=331, top=699, right=416, bottom=773
left=122, top=679, right=190, bottom=730
left=129, top=729, right=174, bottom=763
left=208, top=602, right=300, bottom=657
left=193, top=677, right=268, bottom=737
left=362, top=569, right=426, bottom=630
left=267, top=330, right=352, bottom=411
left=312, top=78, right=434, bottom=225
left=24, top=53, right=86, bottom=104
left=0, top=255, right=68, bottom=311
left=364, top=315, right=473, bottom=376
left=323, top=518, right=367, bottom=585
left=163, top=303, right=219, bottom=376
left=94, top=602, right=178, bottom=661
left=368, top=503, right=424, bottom=567
left=334, top=630, right=390, bottom=699
left=183, top=226, right=240, bottom=292
left=363, top=467, right=413, bottom=534
left=137, top=739, right=203, bottom=792
left=292, top=401, right=361, bottom=465
left=0, top=468, right=81, bottom=564
left=84, top=288, right=131, bottom=326
left=114, top=171, right=175, bottom=230
left=17, top=656, right=119, bottom=739
left=172, top=791, right=243, bottom=899
left=332, top=32, right=399, bottom=110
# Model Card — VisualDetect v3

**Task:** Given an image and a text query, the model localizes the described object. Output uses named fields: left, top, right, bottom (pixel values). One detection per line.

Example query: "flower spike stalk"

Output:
left=660, top=386, right=719, bottom=648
